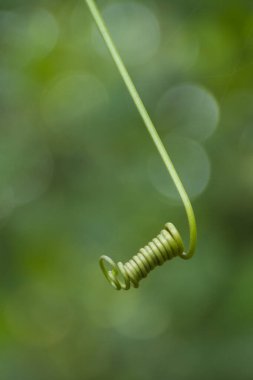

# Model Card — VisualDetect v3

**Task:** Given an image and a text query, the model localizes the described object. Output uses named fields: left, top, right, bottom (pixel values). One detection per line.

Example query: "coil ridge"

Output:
left=99, top=222, right=185, bottom=290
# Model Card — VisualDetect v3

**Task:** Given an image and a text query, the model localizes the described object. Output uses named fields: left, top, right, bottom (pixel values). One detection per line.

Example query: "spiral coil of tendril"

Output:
left=99, top=223, right=186, bottom=290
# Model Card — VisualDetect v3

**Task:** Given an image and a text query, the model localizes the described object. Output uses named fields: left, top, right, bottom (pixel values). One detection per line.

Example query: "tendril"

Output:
left=85, top=0, right=197, bottom=290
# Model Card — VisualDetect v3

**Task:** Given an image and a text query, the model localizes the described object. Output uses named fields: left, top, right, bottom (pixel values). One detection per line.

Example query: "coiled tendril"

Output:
left=85, top=0, right=197, bottom=290
left=100, top=223, right=185, bottom=290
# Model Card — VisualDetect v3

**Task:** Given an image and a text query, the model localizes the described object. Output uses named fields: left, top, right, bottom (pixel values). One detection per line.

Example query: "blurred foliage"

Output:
left=0, top=0, right=253, bottom=379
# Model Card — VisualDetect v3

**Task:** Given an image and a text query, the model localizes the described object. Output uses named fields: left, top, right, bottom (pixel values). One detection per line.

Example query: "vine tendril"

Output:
left=85, top=0, right=197, bottom=289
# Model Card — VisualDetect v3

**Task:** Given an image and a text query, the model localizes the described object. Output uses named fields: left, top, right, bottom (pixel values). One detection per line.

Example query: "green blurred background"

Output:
left=0, top=0, right=253, bottom=379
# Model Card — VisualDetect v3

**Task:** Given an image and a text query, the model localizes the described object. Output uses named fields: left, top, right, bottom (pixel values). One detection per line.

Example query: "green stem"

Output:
left=85, top=0, right=197, bottom=258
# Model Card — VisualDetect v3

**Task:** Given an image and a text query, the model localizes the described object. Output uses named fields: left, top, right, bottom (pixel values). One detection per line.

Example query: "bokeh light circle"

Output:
left=92, top=1, right=160, bottom=66
left=156, top=83, right=220, bottom=141
left=109, top=293, right=169, bottom=340
left=0, top=9, right=59, bottom=65
left=41, top=72, right=108, bottom=130
left=148, top=135, right=211, bottom=200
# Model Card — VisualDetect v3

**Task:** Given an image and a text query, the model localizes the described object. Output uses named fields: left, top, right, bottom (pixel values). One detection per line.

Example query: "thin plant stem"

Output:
left=85, top=0, right=197, bottom=258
